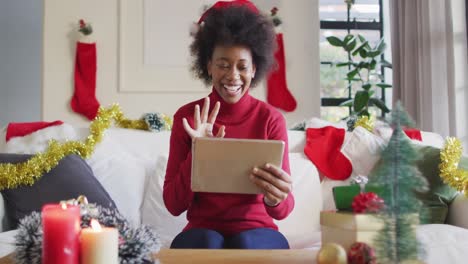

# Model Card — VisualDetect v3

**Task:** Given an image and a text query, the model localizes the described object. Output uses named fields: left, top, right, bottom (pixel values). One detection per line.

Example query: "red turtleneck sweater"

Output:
left=163, top=89, right=294, bottom=235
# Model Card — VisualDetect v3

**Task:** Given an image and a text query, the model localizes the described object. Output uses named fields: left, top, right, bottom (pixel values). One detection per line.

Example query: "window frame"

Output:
left=320, top=0, right=386, bottom=116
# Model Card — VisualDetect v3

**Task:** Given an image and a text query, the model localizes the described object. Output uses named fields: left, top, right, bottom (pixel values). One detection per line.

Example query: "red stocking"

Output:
left=267, top=33, right=297, bottom=112
left=304, top=127, right=352, bottom=181
left=71, top=42, right=100, bottom=120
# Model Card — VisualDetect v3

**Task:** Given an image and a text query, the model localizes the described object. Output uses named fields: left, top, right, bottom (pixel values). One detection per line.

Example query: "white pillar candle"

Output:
left=80, top=219, right=119, bottom=264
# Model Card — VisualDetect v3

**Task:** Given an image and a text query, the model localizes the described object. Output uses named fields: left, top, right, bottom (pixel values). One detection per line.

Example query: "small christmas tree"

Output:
left=368, top=102, right=429, bottom=263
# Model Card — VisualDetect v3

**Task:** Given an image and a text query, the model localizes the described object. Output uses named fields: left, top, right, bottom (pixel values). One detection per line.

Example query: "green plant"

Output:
left=326, top=34, right=392, bottom=117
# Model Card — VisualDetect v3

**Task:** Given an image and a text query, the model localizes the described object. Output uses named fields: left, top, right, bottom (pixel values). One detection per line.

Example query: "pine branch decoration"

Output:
left=389, top=101, right=416, bottom=128
left=368, top=102, right=428, bottom=263
left=14, top=212, right=42, bottom=264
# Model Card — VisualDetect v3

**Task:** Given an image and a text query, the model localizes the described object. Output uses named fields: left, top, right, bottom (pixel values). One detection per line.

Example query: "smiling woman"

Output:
left=207, top=45, right=256, bottom=104
left=163, top=0, right=295, bottom=250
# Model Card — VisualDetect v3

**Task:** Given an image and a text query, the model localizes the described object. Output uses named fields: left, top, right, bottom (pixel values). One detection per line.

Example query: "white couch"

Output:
left=0, top=126, right=468, bottom=263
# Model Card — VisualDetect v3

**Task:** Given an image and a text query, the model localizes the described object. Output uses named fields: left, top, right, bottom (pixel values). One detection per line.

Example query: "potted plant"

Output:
left=326, top=34, right=392, bottom=118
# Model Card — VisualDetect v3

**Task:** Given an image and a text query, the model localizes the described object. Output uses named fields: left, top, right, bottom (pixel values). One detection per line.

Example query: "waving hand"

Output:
left=182, top=97, right=225, bottom=139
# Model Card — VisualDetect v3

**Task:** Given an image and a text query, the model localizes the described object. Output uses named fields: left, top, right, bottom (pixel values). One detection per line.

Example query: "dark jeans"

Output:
left=170, top=228, right=290, bottom=249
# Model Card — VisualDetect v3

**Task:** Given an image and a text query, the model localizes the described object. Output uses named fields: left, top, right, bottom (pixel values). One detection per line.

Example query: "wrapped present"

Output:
left=332, top=185, right=384, bottom=211
left=320, top=211, right=419, bottom=250
left=321, top=211, right=382, bottom=250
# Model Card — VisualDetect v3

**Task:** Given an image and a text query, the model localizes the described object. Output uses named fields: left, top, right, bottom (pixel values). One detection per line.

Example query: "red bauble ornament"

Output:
left=348, top=242, right=377, bottom=264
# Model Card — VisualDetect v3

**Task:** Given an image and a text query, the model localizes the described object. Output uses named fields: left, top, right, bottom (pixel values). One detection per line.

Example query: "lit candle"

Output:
left=80, top=219, right=119, bottom=264
left=42, top=203, right=81, bottom=264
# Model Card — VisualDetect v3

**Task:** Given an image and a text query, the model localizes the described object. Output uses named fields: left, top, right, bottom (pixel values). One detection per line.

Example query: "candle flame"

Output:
left=61, top=203, right=67, bottom=210
left=90, top=219, right=102, bottom=231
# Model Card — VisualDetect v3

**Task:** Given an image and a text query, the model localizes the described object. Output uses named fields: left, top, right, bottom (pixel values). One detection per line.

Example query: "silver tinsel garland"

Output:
left=14, top=204, right=160, bottom=264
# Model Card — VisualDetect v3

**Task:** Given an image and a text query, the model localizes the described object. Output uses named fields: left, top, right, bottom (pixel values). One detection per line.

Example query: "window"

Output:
left=320, top=0, right=388, bottom=122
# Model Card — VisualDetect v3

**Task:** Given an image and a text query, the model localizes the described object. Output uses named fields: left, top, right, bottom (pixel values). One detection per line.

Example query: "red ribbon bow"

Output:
left=351, top=192, right=384, bottom=213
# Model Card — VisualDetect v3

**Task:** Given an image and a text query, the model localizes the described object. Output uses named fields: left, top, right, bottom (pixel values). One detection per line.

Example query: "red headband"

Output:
left=197, top=0, right=259, bottom=24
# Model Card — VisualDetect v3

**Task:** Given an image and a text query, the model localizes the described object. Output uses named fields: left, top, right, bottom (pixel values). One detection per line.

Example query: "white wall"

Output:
left=42, top=0, right=321, bottom=127
left=0, top=0, right=42, bottom=127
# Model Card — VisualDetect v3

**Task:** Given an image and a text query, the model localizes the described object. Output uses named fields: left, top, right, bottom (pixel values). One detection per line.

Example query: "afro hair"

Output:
left=190, top=5, right=277, bottom=87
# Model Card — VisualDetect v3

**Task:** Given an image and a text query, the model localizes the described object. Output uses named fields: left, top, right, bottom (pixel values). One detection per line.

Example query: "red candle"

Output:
left=42, top=203, right=81, bottom=264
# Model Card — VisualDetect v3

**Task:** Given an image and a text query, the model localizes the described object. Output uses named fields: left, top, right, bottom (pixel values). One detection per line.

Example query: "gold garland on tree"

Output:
left=439, top=137, right=468, bottom=196
left=0, top=104, right=171, bottom=191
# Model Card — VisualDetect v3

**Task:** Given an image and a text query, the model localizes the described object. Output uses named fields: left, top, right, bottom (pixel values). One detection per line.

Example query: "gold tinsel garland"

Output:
left=354, top=116, right=374, bottom=132
left=439, top=137, right=468, bottom=195
left=0, top=104, right=171, bottom=191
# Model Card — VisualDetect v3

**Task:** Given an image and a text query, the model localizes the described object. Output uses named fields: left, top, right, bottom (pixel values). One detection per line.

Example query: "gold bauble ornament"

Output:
left=317, top=243, right=348, bottom=264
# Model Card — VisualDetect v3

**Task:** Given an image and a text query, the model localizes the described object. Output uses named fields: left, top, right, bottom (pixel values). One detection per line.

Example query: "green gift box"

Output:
left=332, top=185, right=383, bottom=211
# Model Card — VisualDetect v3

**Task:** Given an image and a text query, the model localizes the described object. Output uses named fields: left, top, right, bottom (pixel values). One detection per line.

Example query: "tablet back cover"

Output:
left=191, top=137, right=284, bottom=194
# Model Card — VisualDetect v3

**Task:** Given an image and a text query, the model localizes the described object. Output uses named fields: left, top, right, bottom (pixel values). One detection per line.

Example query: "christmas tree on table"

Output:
left=368, top=102, right=429, bottom=263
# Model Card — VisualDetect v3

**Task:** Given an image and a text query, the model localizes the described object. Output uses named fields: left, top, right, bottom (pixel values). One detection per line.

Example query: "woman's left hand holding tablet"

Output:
left=250, top=164, right=292, bottom=207
left=183, top=97, right=225, bottom=139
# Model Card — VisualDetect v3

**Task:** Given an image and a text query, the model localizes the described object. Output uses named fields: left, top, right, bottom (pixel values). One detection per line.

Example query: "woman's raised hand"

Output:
left=183, top=97, right=225, bottom=139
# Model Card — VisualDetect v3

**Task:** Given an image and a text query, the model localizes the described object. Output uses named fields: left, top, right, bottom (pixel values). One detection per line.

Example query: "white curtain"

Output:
left=390, top=0, right=468, bottom=150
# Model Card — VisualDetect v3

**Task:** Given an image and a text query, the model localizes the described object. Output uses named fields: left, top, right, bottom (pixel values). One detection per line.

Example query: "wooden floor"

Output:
left=0, top=249, right=317, bottom=264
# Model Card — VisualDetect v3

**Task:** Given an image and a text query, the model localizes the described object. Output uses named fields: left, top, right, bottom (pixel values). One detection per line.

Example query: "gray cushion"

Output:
left=0, top=154, right=117, bottom=230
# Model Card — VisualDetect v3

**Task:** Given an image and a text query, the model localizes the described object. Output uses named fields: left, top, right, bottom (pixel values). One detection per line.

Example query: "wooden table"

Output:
left=155, top=249, right=317, bottom=264
left=0, top=249, right=317, bottom=264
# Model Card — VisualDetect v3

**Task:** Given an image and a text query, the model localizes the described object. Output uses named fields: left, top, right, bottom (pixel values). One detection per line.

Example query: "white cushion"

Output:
left=86, top=136, right=147, bottom=227
left=419, top=131, right=445, bottom=149
left=287, top=130, right=306, bottom=153
left=375, top=126, right=445, bottom=149
left=417, top=224, right=468, bottom=264
left=341, top=126, right=386, bottom=177
left=95, top=129, right=180, bottom=242
left=141, top=154, right=187, bottom=248
left=275, top=152, right=322, bottom=248
left=101, top=129, right=171, bottom=158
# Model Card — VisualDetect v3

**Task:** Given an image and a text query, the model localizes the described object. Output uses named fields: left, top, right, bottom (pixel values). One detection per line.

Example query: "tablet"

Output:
left=191, top=137, right=285, bottom=194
